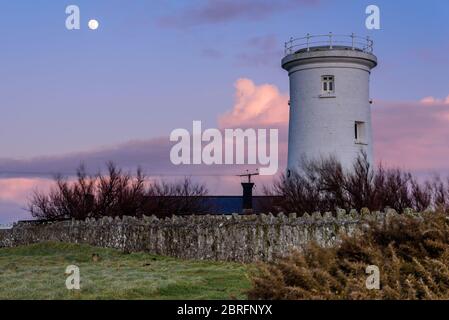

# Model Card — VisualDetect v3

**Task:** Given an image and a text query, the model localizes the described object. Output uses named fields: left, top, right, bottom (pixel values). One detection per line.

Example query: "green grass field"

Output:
left=0, top=243, right=251, bottom=300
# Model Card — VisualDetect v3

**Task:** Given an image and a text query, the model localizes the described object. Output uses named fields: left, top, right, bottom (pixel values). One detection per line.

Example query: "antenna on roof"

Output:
left=237, top=169, right=259, bottom=184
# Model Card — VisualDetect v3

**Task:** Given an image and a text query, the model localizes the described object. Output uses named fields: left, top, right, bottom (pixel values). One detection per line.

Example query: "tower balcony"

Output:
left=284, top=33, right=374, bottom=56
left=282, top=33, right=377, bottom=72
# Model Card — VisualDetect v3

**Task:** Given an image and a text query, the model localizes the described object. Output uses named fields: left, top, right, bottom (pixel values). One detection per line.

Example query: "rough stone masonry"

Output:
left=0, top=209, right=407, bottom=262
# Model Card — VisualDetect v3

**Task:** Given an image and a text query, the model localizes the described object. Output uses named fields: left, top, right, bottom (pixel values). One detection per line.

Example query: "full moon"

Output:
left=88, top=19, right=99, bottom=30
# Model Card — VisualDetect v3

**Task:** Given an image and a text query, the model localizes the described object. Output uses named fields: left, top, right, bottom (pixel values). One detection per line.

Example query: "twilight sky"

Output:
left=0, top=0, right=448, bottom=223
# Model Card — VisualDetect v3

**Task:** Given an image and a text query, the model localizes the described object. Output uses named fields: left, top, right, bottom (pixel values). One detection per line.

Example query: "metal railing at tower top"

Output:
left=284, top=33, right=374, bottom=55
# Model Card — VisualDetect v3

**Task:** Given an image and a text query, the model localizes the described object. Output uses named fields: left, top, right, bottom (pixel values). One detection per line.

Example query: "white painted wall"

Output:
left=282, top=48, right=377, bottom=173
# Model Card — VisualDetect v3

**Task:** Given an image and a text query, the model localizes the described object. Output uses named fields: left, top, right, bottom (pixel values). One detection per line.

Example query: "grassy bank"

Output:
left=248, top=212, right=449, bottom=300
left=0, top=243, right=250, bottom=300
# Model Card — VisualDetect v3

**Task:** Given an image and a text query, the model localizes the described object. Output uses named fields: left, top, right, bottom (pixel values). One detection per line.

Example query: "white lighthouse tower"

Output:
left=282, top=33, right=377, bottom=174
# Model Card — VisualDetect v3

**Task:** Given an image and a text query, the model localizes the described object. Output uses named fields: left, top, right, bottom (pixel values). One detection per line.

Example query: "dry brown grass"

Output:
left=248, top=212, right=449, bottom=300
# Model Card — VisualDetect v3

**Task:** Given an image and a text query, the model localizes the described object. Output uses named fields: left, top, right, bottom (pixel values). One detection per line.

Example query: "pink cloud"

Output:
left=372, top=97, right=449, bottom=172
left=0, top=178, right=53, bottom=204
left=420, top=95, right=449, bottom=106
left=218, top=78, right=289, bottom=128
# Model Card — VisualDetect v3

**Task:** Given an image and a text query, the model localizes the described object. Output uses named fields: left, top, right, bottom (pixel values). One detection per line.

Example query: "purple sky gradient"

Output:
left=0, top=0, right=448, bottom=223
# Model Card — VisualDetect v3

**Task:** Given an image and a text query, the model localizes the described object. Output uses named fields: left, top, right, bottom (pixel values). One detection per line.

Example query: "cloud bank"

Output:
left=158, top=0, right=319, bottom=28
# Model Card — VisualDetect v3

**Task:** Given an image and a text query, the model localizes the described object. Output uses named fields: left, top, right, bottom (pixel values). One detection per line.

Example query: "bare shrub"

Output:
left=28, top=163, right=209, bottom=220
left=248, top=211, right=449, bottom=300
left=144, top=177, right=210, bottom=218
left=263, top=152, right=448, bottom=215
left=28, top=165, right=96, bottom=220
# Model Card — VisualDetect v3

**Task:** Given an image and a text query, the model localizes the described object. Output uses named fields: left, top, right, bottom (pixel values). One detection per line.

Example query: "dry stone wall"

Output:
left=0, top=209, right=405, bottom=262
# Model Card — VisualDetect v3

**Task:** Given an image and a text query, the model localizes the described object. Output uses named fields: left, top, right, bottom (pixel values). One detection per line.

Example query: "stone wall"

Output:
left=0, top=210, right=402, bottom=262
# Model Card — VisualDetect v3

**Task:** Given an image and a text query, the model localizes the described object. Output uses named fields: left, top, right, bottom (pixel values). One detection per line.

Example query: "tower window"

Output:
left=321, top=75, right=334, bottom=94
left=355, top=121, right=366, bottom=144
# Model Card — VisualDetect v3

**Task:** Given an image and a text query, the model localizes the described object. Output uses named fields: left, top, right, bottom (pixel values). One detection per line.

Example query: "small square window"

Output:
left=321, top=75, right=334, bottom=94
